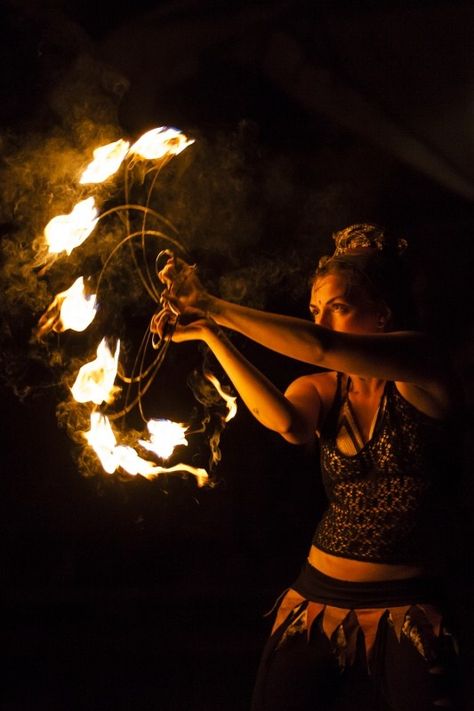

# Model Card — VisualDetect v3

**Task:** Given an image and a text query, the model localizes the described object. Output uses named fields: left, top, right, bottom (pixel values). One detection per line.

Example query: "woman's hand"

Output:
left=158, top=254, right=211, bottom=314
left=150, top=306, right=216, bottom=344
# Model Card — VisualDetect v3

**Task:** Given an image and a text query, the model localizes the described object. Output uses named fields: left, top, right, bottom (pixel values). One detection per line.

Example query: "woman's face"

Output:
left=310, top=274, right=384, bottom=334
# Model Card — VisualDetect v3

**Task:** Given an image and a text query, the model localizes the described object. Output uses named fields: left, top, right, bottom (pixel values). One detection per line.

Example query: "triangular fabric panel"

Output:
left=322, top=605, right=352, bottom=640
left=417, top=604, right=443, bottom=637
left=352, top=608, right=387, bottom=661
left=389, top=605, right=411, bottom=641
left=306, top=602, right=326, bottom=641
left=271, top=589, right=306, bottom=635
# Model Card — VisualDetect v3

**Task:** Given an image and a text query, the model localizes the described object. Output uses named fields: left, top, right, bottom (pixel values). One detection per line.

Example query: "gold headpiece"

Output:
left=318, top=223, right=407, bottom=271
left=331, top=223, right=407, bottom=257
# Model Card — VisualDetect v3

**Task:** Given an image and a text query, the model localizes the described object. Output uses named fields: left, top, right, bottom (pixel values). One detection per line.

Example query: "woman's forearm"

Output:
left=207, top=296, right=324, bottom=365
left=203, top=326, right=311, bottom=439
left=206, top=297, right=449, bottom=387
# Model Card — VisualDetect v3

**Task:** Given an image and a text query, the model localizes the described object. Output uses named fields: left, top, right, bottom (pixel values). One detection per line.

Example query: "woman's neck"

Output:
left=347, top=374, right=386, bottom=396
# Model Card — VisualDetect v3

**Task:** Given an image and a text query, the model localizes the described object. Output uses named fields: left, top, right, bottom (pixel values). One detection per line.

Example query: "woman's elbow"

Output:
left=279, top=420, right=316, bottom=445
left=280, top=430, right=315, bottom=445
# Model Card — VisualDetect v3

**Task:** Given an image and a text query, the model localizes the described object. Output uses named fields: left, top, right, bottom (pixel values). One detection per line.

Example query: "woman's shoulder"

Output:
left=295, top=371, right=340, bottom=411
left=393, top=380, right=456, bottom=421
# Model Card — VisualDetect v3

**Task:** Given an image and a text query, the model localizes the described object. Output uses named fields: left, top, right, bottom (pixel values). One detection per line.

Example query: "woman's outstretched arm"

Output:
left=209, top=298, right=455, bottom=416
left=150, top=312, right=320, bottom=444
left=210, top=297, right=438, bottom=379
left=158, top=257, right=455, bottom=413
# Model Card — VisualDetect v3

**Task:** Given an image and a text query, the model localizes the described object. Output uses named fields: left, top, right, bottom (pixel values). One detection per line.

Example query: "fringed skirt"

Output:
left=251, top=561, right=460, bottom=711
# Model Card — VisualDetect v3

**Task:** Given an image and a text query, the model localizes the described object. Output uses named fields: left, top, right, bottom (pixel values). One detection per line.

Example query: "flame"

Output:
left=71, top=338, right=120, bottom=405
left=114, top=444, right=162, bottom=477
left=59, top=276, right=97, bottom=331
left=84, top=412, right=118, bottom=474
left=36, top=276, right=97, bottom=337
left=84, top=413, right=208, bottom=486
left=37, top=126, right=210, bottom=488
left=44, top=197, right=99, bottom=255
left=139, top=418, right=188, bottom=459
left=142, top=463, right=209, bottom=488
left=205, top=372, right=237, bottom=422
left=79, top=139, right=130, bottom=184
left=84, top=412, right=161, bottom=476
left=128, top=127, right=194, bottom=160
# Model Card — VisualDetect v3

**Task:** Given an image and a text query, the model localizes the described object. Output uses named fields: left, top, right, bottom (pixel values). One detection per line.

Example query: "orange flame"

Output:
left=142, top=463, right=209, bottom=488
left=71, top=338, right=120, bottom=405
left=84, top=412, right=118, bottom=474
left=79, top=139, right=130, bottom=184
left=59, top=276, right=97, bottom=331
left=114, top=444, right=164, bottom=477
left=205, top=372, right=237, bottom=422
left=128, top=127, right=194, bottom=160
left=139, top=418, right=188, bottom=459
left=84, top=413, right=160, bottom=475
left=84, top=413, right=208, bottom=486
left=44, top=197, right=99, bottom=255
left=36, top=276, right=97, bottom=337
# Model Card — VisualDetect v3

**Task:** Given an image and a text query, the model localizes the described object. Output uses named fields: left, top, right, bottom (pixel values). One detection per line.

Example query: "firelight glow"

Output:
left=36, top=123, right=221, bottom=488
left=71, top=338, right=120, bottom=405
left=79, top=138, right=130, bottom=184
left=36, top=275, right=97, bottom=337
left=59, top=276, right=97, bottom=332
left=205, top=372, right=238, bottom=422
left=83, top=412, right=160, bottom=476
left=84, top=412, right=118, bottom=474
left=139, top=418, right=188, bottom=460
left=44, top=197, right=99, bottom=255
left=84, top=413, right=209, bottom=485
left=128, top=127, right=194, bottom=160
left=114, top=443, right=164, bottom=477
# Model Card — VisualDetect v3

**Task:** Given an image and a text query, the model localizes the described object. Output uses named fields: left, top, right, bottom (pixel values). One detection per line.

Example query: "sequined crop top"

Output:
left=312, top=373, right=446, bottom=565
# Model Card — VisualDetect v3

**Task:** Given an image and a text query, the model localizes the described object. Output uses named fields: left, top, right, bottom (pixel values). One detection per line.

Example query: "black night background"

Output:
left=1, top=1, right=473, bottom=709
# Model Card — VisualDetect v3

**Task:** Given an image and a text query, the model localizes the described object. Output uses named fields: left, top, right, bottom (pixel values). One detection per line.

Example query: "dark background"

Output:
left=1, top=1, right=473, bottom=709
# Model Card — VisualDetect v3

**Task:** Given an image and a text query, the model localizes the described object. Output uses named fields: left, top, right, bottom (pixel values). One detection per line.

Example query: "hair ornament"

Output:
left=318, top=223, right=407, bottom=270
left=332, top=223, right=407, bottom=257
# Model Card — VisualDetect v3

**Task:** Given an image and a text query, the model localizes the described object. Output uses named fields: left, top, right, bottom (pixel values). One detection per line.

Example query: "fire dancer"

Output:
left=151, top=224, right=462, bottom=710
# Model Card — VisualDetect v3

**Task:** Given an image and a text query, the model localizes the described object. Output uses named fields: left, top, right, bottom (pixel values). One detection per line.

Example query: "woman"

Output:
left=151, top=224, right=461, bottom=710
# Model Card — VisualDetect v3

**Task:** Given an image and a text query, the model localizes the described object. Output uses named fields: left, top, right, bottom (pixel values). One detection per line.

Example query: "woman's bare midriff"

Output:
left=309, top=545, right=425, bottom=583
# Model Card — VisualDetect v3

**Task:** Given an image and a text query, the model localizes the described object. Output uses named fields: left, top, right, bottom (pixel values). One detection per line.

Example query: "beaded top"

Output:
left=313, top=374, right=445, bottom=564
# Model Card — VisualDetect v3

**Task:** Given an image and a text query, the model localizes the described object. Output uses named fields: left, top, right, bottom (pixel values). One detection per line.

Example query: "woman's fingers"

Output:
left=158, top=256, right=201, bottom=303
left=157, top=260, right=176, bottom=289
left=160, top=289, right=181, bottom=315
left=150, top=308, right=177, bottom=338
left=150, top=304, right=212, bottom=345
left=171, top=318, right=208, bottom=343
left=157, top=256, right=190, bottom=288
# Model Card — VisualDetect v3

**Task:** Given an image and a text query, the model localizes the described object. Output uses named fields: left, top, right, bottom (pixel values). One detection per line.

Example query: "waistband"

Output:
left=292, top=560, right=442, bottom=609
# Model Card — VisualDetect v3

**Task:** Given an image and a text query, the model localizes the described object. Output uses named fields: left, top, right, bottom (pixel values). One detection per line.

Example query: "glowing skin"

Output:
left=310, top=274, right=386, bottom=334
left=152, top=256, right=457, bottom=581
left=154, top=255, right=452, bottom=422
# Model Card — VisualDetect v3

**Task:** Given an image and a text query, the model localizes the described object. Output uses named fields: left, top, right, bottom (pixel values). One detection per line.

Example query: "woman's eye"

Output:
left=332, top=303, right=348, bottom=313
